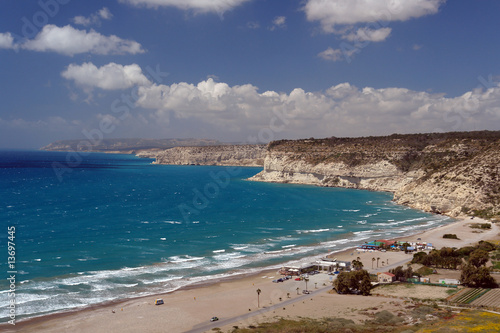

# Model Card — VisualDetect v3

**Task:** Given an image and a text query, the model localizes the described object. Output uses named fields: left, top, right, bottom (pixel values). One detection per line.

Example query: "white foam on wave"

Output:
left=212, top=249, right=225, bottom=253
left=213, top=252, right=245, bottom=261
left=168, top=255, right=206, bottom=263
left=258, top=227, right=284, bottom=231
left=297, top=228, right=330, bottom=234
left=164, top=220, right=182, bottom=224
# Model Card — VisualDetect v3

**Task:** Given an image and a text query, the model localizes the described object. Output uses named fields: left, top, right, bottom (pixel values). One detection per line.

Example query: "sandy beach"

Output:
left=5, top=217, right=499, bottom=333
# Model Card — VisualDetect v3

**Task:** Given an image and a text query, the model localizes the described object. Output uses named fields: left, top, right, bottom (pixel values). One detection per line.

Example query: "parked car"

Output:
left=210, top=317, right=219, bottom=322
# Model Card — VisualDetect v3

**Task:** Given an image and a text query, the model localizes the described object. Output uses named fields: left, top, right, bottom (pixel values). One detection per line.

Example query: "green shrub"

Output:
left=443, top=234, right=459, bottom=239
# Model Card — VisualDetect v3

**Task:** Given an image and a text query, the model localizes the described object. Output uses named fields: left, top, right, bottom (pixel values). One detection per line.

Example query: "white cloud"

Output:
left=119, top=0, right=251, bottom=13
left=62, top=62, right=151, bottom=90
left=0, top=32, right=16, bottom=49
left=343, top=27, right=392, bottom=42
left=246, top=21, right=260, bottom=29
left=99, top=7, right=113, bottom=20
left=270, top=16, right=286, bottom=30
left=22, top=25, right=144, bottom=56
left=132, top=75, right=500, bottom=140
left=318, top=47, right=357, bottom=62
left=304, top=0, right=446, bottom=32
left=73, top=7, right=113, bottom=26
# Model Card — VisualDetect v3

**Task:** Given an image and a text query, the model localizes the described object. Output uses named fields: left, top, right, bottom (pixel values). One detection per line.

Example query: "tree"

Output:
left=256, top=288, right=261, bottom=308
left=359, top=275, right=372, bottom=296
left=390, top=266, right=405, bottom=281
left=352, top=259, right=363, bottom=271
left=304, top=277, right=309, bottom=291
left=469, top=249, right=489, bottom=268
left=372, top=257, right=375, bottom=269
left=334, top=270, right=371, bottom=295
left=334, top=272, right=350, bottom=294
left=460, top=263, right=498, bottom=288
left=376, top=257, right=380, bottom=268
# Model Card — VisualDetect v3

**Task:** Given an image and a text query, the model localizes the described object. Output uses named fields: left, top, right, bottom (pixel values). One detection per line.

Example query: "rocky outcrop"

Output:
left=154, top=145, right=266, bottom=167
left=249, top=132, right=500, bottom=219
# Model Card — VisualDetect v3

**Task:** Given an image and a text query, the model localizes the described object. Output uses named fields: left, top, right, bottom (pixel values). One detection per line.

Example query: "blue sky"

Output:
left=1, top=0, right=499, bottom=149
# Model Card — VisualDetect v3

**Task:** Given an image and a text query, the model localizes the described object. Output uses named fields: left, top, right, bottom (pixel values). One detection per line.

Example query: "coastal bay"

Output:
left=8, top=217, right=499, bottom=333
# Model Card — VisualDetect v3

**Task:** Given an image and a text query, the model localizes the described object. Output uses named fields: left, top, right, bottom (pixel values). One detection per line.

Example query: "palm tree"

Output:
left=304, top=277, right=309, bottom=291
left=377, top=257, right=380, bottom=268
left=387, top=258, right=389, bottom=265
left=382, top=260, right=385, bottom=266
left=256, top=288, right=261, bottom=308
left=287, top=292, right=290, bottom=298
left=372, top=257, right=376, bottom=269
left=296, top=287, right=300, bottom=295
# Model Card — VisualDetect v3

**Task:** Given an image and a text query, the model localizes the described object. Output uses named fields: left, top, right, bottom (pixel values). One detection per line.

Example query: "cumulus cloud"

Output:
left=343, top=27, right=392, bottom=42
left=62, top=62, right=152, bottom=90
left=132, top=76, right=500, bottom=140
left=119, top=0, right=251, bottom=14
left=318, top=47, right=357, bottom=62
left=269, top=16, right=286, bottom=30
left=0, top=32, right=15, bottom=49
left=305, top=0, right=445, bottom=61
left=22, top=25, right=144, bottom=56
left=73, top=7, right=113, bottom=26
left=304, top=0, right=446, bottom=32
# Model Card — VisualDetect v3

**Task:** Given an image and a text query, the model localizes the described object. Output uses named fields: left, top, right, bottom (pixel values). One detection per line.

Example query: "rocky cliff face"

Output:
left=154, top=145, right=266, bottom=167
left=249, top=132, right=500, bottom=219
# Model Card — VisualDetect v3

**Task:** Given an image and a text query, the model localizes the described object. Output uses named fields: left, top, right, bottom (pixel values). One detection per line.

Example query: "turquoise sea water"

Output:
left=0, top=151, right=452, bottom=322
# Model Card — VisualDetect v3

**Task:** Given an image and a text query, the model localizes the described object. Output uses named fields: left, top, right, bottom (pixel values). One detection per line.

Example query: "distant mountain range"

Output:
left=40, top=138, right=225, bottom=154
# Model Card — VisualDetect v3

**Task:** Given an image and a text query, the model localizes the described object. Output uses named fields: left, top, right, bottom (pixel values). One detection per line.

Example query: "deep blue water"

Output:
left=0, top=150, right=452, bottom=322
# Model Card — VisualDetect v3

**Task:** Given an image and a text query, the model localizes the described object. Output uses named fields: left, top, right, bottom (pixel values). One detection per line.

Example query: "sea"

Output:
left=0, top=150, right=453, bottom=323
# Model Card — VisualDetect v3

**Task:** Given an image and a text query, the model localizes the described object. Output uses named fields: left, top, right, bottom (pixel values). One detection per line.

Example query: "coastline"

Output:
left=5, top=217, right=498, bottom=333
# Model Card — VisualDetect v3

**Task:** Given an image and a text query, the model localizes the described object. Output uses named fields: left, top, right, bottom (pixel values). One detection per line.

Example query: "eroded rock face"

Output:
left=154, top=145, right=266, bottom=167
left=249, top=132, right=500, bottom=218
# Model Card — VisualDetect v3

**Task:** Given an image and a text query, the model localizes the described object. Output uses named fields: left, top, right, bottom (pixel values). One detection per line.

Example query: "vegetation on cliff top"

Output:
left=267, top=131, right=500, bottom=218
left=268, top=131, right=500, bottom=171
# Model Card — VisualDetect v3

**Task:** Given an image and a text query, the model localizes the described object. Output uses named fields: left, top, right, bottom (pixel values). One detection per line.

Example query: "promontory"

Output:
left=249, top=131, right=500, bottom=220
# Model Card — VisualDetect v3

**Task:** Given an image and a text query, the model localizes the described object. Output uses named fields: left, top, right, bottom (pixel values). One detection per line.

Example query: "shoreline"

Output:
left=5, top=216, right=498, bottom=332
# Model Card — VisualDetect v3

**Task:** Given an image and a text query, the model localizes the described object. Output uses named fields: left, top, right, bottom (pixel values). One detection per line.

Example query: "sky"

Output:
left=1, top=0, right=500, bottom=149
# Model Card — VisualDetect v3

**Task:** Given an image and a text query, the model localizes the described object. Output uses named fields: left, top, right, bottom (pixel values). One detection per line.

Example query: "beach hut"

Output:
left=376, top=239, right=395, bottom=247
left=377, top=272, right=396, bottom=283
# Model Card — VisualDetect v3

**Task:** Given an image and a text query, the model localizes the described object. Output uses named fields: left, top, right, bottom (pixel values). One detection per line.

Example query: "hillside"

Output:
left=250, top=131, right=500, bottom=219
left=154, top=144, right=266, bottom=166
left=41, top=138, right=223, bottom=156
